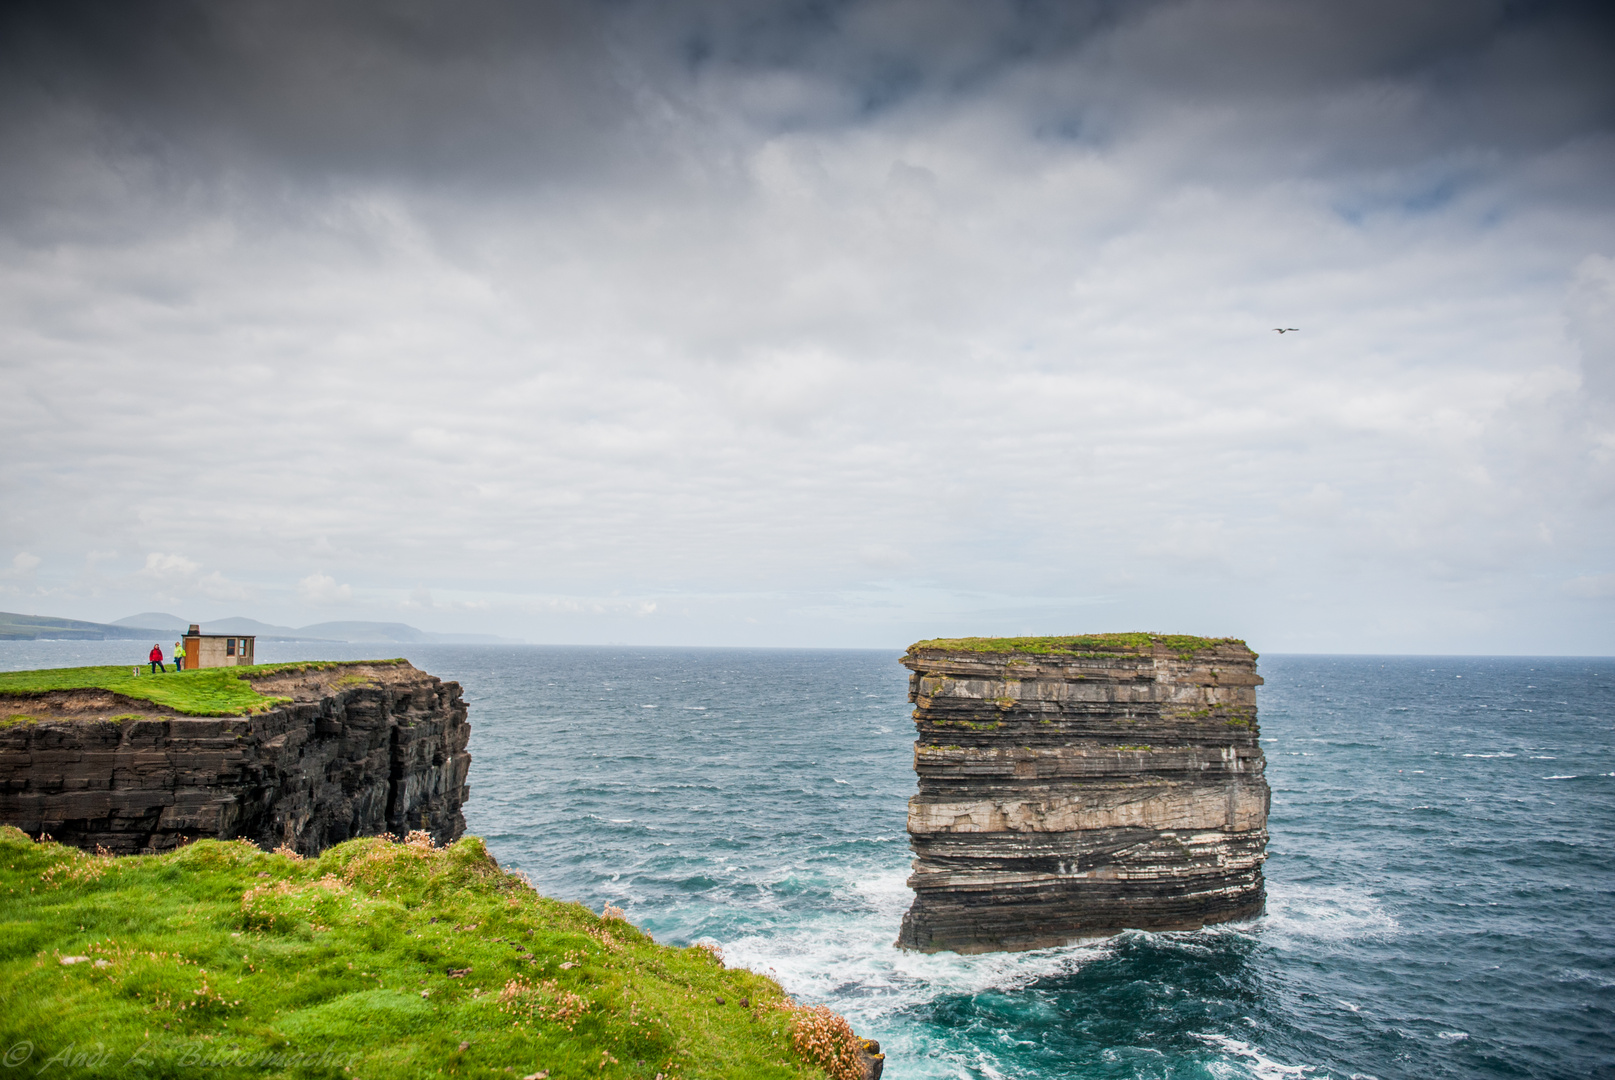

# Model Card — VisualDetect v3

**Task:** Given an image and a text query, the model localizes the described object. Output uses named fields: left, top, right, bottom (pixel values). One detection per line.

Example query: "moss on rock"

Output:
left=906, top=633, right=1248, bottom=661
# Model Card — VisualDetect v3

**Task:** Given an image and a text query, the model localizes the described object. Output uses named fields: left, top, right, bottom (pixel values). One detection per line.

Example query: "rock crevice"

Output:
left=0, top=661, right=470, bottom=855
left=897, top=636, right=1268, bottom=953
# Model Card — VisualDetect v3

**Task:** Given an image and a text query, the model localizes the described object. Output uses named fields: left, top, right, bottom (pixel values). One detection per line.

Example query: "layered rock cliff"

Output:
left=897, top=634, right=1268, bottom=954
left=0, top=660, right=470, bottom=855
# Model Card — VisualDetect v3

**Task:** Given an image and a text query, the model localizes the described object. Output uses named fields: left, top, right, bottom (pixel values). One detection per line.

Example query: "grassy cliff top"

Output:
left=0, top=827, right=861, bottom=1080
left=0, top=659, right=407, bottom=717
left=906, top=633, right=1250, bottom=660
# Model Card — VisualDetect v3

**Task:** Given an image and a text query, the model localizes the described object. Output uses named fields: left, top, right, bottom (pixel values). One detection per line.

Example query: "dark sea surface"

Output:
left=3, top=642, right=1612, bottom=1079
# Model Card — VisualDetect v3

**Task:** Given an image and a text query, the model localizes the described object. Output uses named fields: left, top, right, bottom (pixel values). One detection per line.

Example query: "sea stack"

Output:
left=896, top=634, right=1268, bottom=954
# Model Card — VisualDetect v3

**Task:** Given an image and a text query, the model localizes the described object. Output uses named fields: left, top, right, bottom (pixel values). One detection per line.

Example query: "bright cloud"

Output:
left=137, top=553, right=201, bottom=585
left=4, top=553, right=41, bottom=579
left=133, top=553, right=254, bottom=603
left=298, top=574, right=353, bottom=605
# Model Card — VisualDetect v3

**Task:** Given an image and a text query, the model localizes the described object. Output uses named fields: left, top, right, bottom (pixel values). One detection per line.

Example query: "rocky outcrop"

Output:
left=0, top=661, right=470, bottom=855
left=897, top=635, right=1268, bottom=954
left=857, top=1038, right=885, bottom=1080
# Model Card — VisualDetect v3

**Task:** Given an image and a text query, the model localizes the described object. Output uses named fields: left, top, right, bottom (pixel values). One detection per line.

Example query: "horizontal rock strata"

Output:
left=0, top=661, right=470, bottom=855
left=897, top=635, right=1268, bottom=954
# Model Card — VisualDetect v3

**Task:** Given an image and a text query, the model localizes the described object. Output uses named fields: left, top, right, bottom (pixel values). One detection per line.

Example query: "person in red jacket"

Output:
left=148, top=643, right=165, bottom=674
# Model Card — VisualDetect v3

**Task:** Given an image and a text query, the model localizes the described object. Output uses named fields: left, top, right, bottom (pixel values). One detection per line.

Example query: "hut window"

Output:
left=226, top=638, right=236, bottom=656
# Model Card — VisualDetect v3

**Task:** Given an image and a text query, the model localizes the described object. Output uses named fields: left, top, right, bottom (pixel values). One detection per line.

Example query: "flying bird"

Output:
left=1273, top=327, right=1300, bottom=333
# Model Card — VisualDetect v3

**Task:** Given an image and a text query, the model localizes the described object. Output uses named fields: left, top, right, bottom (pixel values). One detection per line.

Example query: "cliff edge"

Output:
left=897, top=634, right=1269, bottom=954
left=0, top=660, right=470, bottom=855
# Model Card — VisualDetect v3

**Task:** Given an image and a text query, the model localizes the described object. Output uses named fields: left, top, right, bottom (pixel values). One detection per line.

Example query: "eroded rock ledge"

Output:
left=0, top=661, right=470, bottom=855
left=897, top=635, right=1269, bottom=954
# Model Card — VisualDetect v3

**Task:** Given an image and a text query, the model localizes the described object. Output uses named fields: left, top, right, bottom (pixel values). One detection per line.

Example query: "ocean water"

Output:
left=3, top=642, right=1612, bottom=1079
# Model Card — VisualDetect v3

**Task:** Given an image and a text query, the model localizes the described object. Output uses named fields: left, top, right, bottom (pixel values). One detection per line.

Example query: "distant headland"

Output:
left=0, top=609, right=521, bottom=644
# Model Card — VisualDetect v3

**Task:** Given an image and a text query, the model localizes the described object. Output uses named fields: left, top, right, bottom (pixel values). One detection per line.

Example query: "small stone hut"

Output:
left=179, top=624, right=256, bottom=669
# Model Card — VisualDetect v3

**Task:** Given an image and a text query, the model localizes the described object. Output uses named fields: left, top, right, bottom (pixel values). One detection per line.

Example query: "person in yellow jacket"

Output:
left=172, top=640, right=186, bottom=672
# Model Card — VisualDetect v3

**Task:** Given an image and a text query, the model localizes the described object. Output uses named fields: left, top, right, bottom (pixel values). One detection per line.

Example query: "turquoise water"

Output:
left=3, top=643, right=1612, bottom=1079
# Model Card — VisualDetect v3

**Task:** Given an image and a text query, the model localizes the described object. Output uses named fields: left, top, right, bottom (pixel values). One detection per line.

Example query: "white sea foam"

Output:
left=1195, top=1033, right=1317, bottom=1078
left=1261, top=884, right=1398, bottom=946
left=718, top=862, right=1110, bottom=1036
left=1560, top=966, right=1615, bottom=989
left=720, top=863, right=1391, bottom=1079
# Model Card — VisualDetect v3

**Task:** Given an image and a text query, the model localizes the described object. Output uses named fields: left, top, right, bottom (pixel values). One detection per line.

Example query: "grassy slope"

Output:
left=0, top=827, right=842, bottom=1080
left=0, top=660, right=405, bottom=718
left=906, top=632, right=1247, bottom=658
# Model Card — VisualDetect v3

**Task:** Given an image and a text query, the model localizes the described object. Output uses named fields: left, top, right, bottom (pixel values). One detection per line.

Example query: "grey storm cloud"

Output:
left=6, top=1, right=1611, bottom=181
left=1, top=0, right=1613, bottom=652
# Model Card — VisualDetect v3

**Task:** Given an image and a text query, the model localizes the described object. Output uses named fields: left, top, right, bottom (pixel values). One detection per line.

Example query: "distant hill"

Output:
left=297, top=620, right=427, bottom=643
left=0, top=612, right=167, bottom=641
left=112, top=612, right=191, bottom=632
left=198, top=617, right=311, bottom=638
left=5, top=610, right=521, bottom=644
left=291, top=621, right=521, bottom=644
left=115, top=614, right=328, bottom=638
left=108, top=613, right=521, bottom=645
left=107, top=614, right=331, bottom=642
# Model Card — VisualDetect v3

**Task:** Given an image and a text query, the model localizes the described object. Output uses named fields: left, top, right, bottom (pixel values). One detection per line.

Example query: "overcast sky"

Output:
left=2, top=0, right=1613, bottom=653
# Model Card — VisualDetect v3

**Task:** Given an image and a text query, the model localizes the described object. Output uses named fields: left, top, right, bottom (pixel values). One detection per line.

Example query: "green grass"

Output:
left=0, top=827, right=854, bottom=1079
left=906, top=633, right=1247, bottom=660
left=0, top=660, right=407, bottom=717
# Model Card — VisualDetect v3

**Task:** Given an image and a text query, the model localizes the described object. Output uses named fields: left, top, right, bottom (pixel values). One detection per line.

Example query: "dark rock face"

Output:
left=857, top=1038, right=885, bottom=1080
left=0, top=661, right=470, bottom=855
left=897, top=638, right=1268, bottom=954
